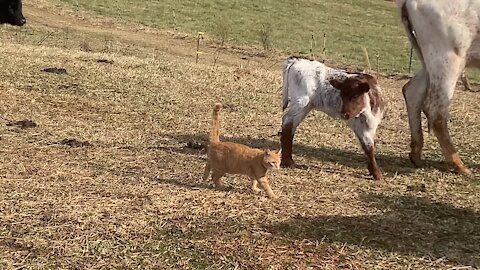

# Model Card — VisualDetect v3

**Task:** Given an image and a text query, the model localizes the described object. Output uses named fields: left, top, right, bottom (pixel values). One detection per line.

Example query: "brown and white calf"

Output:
left=280, top=57, right=385, bottom=180
left=398, top=0, right=480, bottom=174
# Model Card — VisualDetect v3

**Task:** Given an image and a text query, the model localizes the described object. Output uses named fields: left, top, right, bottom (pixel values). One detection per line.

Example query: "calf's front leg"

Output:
left=351, top=117, right=383, bottom=181
left=360, top=141, right=383, bottom=181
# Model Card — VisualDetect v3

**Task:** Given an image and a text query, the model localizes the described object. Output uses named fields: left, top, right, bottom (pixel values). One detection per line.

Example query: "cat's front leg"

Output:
left=212, top=171, right=226, bottom=190
left=258, top=177, right=278, bottom=200
left=251, top=179, right=262, bottom=193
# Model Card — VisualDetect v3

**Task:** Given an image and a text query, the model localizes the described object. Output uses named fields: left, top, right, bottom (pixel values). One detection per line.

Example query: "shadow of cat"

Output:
left=154, top=177, right=213, bottom=190
left=154, top=176, right=250, bottom=195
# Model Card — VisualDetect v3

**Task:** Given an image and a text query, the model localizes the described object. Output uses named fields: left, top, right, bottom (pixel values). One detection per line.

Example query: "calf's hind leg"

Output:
left=280, top=104, right=312, bottom=167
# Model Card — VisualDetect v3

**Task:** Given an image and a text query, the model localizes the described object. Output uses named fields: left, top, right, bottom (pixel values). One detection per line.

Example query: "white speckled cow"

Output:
left=398, top=0, right=480, bottom=174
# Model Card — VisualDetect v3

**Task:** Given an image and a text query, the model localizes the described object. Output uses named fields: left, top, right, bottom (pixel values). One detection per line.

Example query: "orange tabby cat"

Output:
left=203, top=103, right=281, bottom=199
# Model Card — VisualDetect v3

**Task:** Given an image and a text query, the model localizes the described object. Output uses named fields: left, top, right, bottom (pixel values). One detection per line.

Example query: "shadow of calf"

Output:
left=265, top=193, right=480, bottom=267
left=158, top=132, right=452, bottom=177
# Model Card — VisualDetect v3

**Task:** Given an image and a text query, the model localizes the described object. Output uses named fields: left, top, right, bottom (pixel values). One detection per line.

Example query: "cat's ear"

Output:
left=277, top=149, right=282, bottom=157
left=264, top=149, right=271, bottom=156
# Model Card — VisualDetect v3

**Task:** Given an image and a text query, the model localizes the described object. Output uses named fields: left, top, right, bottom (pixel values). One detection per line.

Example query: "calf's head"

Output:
left=329, top=74, right=375, bottom=120
left=0, top=0, right=26, bottom=26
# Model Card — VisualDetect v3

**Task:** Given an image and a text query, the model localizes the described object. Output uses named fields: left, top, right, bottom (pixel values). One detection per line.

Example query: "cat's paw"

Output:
left=269, top=194, right=279, bottom=200
left=252, top=187, right=262, bottom=194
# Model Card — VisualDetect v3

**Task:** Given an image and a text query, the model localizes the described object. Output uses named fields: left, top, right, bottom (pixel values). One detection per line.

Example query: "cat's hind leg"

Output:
left=202, top=163, right=211, bottom=181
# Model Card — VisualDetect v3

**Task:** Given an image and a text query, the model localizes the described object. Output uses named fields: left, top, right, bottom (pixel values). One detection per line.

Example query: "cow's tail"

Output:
left=398, top=0, right=425, bottom=66
left=282, top=57, right=297, bottom=111
left=398, top=0, right=433, bottom=132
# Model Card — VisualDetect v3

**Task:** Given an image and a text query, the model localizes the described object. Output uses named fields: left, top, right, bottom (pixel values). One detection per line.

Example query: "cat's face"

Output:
left=263, top=149, right=282, bottom=170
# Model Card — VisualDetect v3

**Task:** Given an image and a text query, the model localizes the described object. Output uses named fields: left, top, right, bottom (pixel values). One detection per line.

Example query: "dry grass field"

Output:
left=1, top=0, right=480, bottom=269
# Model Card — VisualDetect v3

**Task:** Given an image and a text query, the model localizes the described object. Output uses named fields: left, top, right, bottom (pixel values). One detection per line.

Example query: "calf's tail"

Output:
left=282, top=57, right=297, bottom=111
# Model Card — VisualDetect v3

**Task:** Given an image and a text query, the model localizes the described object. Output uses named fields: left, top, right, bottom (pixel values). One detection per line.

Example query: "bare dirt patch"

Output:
left=42, top=67, right=67, bottom=74
left=59, top=138, right=91, bottom=147
left=6, top=119, right=38, bottom=129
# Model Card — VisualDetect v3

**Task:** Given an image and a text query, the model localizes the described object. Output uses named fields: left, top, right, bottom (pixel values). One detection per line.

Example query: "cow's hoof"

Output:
left=455, top=165, right=472, bottom=175
left=409, top=153, right=426, bottom=168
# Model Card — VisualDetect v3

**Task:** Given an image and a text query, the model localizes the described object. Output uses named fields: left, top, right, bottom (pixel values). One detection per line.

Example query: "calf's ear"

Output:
left=358, top=82, right=370, bottom=93
left=329, top=79, right=344, bottom=90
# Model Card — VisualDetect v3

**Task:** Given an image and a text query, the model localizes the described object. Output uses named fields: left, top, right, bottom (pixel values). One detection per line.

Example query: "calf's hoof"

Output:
left=409, top=152, right=426, bottom=168
left=372, top=171, right=384, bottom=181
left=214, top=184, right=228, bottom=191
left=281, top=158, right=296, bottom=168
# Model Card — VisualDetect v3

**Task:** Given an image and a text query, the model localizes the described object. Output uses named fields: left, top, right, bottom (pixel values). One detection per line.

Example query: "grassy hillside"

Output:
left=59, top=0, right=415, bottom=74
left=1, top=0, right=479, bottom=269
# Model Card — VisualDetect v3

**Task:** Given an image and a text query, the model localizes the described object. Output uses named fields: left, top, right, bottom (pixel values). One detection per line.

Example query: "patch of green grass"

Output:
left=58, top=0, right=417, bottom=74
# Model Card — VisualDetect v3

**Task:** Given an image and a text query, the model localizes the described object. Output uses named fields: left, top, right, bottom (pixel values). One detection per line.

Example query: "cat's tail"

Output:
left=210, top=103, right=222, bottom=143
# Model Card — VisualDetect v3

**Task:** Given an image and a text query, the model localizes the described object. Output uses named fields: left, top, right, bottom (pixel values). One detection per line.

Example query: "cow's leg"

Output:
left=403, top=68, right=428, bottom=167
left=424, top=59, right=471, bottom=175
left=350, top=115, right=383, bottom=181
left=280, top=104, right=312, bottom=167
